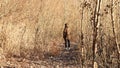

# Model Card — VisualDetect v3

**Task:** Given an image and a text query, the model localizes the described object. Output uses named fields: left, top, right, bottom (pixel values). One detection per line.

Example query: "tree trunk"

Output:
left=92, top=0, right=101, bottom=68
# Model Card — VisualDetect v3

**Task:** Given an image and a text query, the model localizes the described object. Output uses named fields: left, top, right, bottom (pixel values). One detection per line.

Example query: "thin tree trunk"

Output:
left=110, top=0, right=120, bottom=67
left=81, top=3, right=84, bottom=68
left=92, top=0, right=101, bottom=68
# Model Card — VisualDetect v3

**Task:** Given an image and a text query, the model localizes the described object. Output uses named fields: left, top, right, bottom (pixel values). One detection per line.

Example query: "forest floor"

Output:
left=1, top=42, right=118, bottom=68
left=0, top=43, right=89, bottom=68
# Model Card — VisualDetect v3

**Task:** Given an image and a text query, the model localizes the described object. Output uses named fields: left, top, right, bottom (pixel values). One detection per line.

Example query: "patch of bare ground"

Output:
left=0, top=43, right=82, bottom=68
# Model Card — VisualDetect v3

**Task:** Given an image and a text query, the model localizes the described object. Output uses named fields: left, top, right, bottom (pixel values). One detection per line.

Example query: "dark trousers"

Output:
left=64, top=38, right=70, bottom=48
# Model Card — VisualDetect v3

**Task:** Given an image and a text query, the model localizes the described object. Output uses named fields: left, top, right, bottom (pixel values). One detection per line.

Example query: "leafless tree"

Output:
left=92, top=0, right=101, bottom=68
left=110, top=0, right=120, bottom=67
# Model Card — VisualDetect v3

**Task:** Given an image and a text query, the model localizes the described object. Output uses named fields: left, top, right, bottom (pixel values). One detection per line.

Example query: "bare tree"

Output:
left=92, top=0, right=101, bottom=68
left=110, top=0, right=120, bottom=67
left=80, top=2, right=84, bottom=68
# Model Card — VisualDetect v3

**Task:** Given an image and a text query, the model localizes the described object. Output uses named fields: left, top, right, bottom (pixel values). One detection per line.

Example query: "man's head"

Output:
left=65, top=23, right=68, bottom=28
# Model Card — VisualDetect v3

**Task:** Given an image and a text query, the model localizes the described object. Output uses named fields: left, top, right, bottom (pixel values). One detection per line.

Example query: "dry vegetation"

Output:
left=0, top=0, right=120, bottom=68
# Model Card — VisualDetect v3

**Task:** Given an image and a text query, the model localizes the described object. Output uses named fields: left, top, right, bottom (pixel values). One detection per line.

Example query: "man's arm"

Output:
left=66, top=28, right=71, bottom=40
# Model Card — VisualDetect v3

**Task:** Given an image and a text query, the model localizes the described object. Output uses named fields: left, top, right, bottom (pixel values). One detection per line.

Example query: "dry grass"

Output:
left=0, top=0, right=120, bottom=67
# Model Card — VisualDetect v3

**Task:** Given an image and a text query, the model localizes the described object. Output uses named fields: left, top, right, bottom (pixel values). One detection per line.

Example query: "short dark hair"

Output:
left=65, top=23, right=68, bottom=27
left=65, top=23, right=67, bottom=25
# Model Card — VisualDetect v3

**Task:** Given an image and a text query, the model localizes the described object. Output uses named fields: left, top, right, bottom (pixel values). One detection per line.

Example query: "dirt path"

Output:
left=0, top=43, right=83, bottom=68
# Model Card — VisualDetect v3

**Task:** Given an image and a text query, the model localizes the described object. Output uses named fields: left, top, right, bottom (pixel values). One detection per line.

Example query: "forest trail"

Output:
left=32, top=42, right=93, bottom=68
left=46, top=42, right=81, bottom=64
left=0, top=42, right=118, bottom=68
left=43, top=42, right=83, bottom=68
left=0, top=42, right=88, bottom=68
